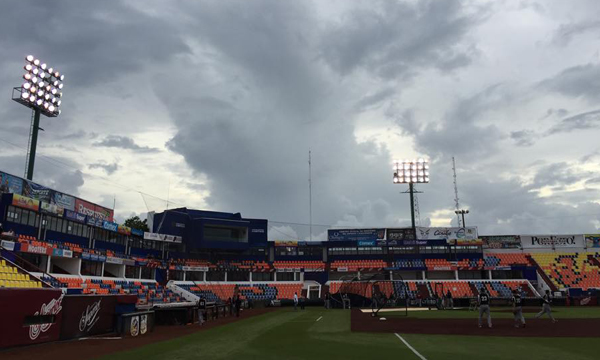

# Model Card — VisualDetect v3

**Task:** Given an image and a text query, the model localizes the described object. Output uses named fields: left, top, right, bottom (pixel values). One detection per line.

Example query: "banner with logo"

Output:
left=0, top=289, right=64, bottom=347
left=54, top=192, right=75, bottom=211
left=20, top=242, right=51, bottom=255
left=386, top=228, right=415, bottom=241
left=143, top=232, right=182, bottom=243
left=1, top=240, right=15, bottom=251
left=64, top=209, right=86, bottom=223
left=0, top=171, right=23, bottom=194
left=75, top=199, right=113, bottom=221
left=274, top=240, right=298, bottom=247
left=521, top=235, right=584, bottom=249
left=102, top=220, right=119, bottom=232
left=22, top=180, right=53, bottom=204
left=117, top=224, right=132, bottom=236
left=585, top=234, right=600, bottom=249
left=41, top=202, right=64, bottom=217
left=86, top=216, right=104, bottom=228
left=416, top=227, right=478, bottom=240
left=481, top=235, right=521, bottom=249
left=131, top=228, right=144, bottom=237
left=358, top=240, right=376, bottom=247
left=12, top=194, right=40, bottom=211
left=59, top=295, right=123, bottom=340
left=447, top=238, right=484, bottom=246
left=327, top=229, right=385, bottom=242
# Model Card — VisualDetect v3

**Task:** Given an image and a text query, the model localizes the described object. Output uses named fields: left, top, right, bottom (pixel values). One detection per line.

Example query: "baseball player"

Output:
left=478, top=287, right=492, bottom=328
left=511, top=288, right=526, bottom=328
left=535, top=290, right=557, bottom=323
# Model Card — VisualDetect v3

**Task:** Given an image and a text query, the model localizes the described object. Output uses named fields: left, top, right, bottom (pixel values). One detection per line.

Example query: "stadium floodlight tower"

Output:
left=12, top=55, right=65, bottom=181
left=393, top=158, right=430, bottom=239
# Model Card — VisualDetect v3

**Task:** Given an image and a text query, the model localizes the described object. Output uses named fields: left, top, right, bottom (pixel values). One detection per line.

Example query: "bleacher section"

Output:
left=175, top=282, right=303, bottom=302
left=484, top=253, right=531, bottom=267
left=273, top=261, right=325, bottom=271
left=0, top=259, right=43, bottom=288
left=329, top=280, right=535, bottom=299
left=393, top=259, right=425, bottom=269
left=532, top=252, right=600, bottom=290
left=330, top=260, right=387, bottom=271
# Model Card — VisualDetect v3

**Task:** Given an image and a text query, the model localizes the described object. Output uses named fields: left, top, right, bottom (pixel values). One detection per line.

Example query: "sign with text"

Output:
left=12, top=194, right=40, bottom=211
left=481, top=235, right=521, bottom=249
left=386, top=228, right=415, bottom=241
left=521, top=234, right=584, bottom=249
left=327, top=229, right=385, bottom=242
left=143, top=232, right=182, bottom=243
left=416, top=227, right=478, bottom=240
left=585, top=234, right=600, bottom=248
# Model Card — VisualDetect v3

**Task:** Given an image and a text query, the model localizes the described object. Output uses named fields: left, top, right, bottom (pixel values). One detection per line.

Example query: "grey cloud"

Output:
left=354, top=88, right=396, bottom=112
left=546, top=109, right=600, bottom=135
left=319, top=0, right=485, bottom=78
left=553, top=20, right=600, bottom=47
left=393, top=84, right=508, bottom=160
left=88, top=162, right=119, bottom=175
left=510, top=130, right=537, bottom=147
left=540, top=64, right=600, bottom=102
left=94, top=135, right=159, bottom=153
left=528, top=162, right=589, bottom=190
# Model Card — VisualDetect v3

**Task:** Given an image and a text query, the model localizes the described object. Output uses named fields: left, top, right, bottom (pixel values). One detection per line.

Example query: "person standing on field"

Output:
left=293, top=292, right=298, bottom=311
left=478, top=288, right=492, bottom=328
left=446, top=290, right=453, bottom=310
left=512, top=289, right=526, bottom=328
left=535, top=290, right=557, bottom=323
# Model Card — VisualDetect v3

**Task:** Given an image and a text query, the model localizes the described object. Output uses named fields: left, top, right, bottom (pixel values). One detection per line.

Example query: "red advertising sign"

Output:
left=75, top=199, right=114, bottom=221
left=60, top=295, right=121, bottom=339
left=21, top=242, right=52, bottom=255
left=12, top=194, right=40, bottom=211
left=0, top=288, right=64, bottom=348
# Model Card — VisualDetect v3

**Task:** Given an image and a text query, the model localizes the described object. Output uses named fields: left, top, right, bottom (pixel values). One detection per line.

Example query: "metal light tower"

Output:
left=12, top=55, right=65, bottom=180
left=455, top=209, right=469, bottom=227
left=393, top=158, right=430, bottom=239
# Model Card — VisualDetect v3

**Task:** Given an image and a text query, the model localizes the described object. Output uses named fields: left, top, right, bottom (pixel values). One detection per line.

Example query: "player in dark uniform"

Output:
left=197, top=296, right=206, bottom=325
left=511, top=288, right=526, bottom=328
left=535, top=290, right=557, bottom=323
left=478, top=287, right=492, bottom=328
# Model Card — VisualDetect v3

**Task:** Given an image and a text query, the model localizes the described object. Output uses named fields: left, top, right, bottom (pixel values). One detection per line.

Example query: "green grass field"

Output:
left=100, top=308, right=600, bottom=360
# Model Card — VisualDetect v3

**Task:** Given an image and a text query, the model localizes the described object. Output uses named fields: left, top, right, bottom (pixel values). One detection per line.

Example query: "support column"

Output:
left=488, top=270, right=493, bottom=280
left=422, top=270, right=426, bottom=280
left=454, top=270, right=459, bottom=280
left=409, top=183, right=416, bottom=240
left=26, top=109, right=41, bottom=180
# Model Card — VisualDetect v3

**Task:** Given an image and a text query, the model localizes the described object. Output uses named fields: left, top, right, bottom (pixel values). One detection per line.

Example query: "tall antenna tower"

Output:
left=309, top=150, right=312, bottom=241
left=452, top=156, right=461, bottom=226
left=413, top=185, right=421, bottom=226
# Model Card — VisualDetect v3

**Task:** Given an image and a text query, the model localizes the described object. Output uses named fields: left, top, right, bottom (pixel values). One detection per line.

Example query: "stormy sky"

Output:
left=1, top=0, right=600, bottom=240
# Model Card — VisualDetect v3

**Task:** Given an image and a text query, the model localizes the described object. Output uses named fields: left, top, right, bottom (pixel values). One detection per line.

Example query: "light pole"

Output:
left=393, top=158, right=430, bottom=239
left=455, top=209, right=469, bottom=227
left=12, top=55, right=65, bottom=180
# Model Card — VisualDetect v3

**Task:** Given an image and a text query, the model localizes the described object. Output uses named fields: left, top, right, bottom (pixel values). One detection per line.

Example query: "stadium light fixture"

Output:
left=392, top=158, right=430, bottom=239
left=12, top=55, right=65, bottom=180
left=455, top=209, right=469, bottom=227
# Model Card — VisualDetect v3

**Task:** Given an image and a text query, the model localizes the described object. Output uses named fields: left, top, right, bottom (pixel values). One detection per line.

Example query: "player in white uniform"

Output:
left=511, top=289, right=526, bottom=328
left=478, top=288, right=492, bottom=328
left=535, top=290, right=557, bottom=323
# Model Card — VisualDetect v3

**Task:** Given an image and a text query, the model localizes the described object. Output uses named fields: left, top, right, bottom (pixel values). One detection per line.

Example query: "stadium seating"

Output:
left=532, top=252, right=600, bottom=290
left=484, top=253, right=531, bottom=267
left=177, top=282, right=303, bottom=301
left=425, top=259, right=454, bottom=270
left=330, top=260, right=388, bottom=271
left=393, top=259, right=426, bottom=269
left=0, top=259, right=42, bottom=288
left=273, top=261, right=325, bottom=271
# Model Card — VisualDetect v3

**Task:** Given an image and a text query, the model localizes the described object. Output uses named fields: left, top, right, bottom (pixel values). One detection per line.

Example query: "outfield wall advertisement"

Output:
left=327, top=229, right=385, bottom=242
left=521, top=234, right=584, bottom=249
left=416, top=227, right=478, bottom=240
left=585, top=234, right=600, bottom=248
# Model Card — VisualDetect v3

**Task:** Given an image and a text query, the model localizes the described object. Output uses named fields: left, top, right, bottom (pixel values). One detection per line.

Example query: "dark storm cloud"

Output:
left=94, top=135, right=159, bottom=153
left=89, top=162, right=119, bottom=175
left=319, top=0, right=485, bottom=78
left=539, top=64, right=600, bottom=102
left=0, top=0, right=190, bottom=88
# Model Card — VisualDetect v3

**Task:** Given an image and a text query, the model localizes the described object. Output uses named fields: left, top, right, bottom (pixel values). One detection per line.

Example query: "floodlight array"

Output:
left=19, top=55, right=64, bottom=117
left=392, top=158, right=430, bottom=184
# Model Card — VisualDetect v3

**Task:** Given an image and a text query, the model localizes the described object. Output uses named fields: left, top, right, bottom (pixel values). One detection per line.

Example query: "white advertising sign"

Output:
left=521, top=234, right=584, bottom=249
left=416, top=227, right=478, bottom=240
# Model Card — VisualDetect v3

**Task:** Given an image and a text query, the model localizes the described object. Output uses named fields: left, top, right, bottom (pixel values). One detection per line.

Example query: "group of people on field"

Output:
left=478, top=288, right=557, bottom=328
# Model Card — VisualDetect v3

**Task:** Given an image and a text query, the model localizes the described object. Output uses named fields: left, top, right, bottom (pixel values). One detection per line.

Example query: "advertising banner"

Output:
left=386, top=228, right=415, bottom=241
left=1, top=240, right=15, bottom=251
left=22, top=180, right=53, bottom=204
left=143, top=232, right=182, bottom=243
left=447, top=238, right=484, bottom=246
left=60, top=295, right=119, bottom=340
left=521, top=235, right=585, bottom=249
left=327, top=229, right=385, bottom=242
left=274, top=240, right=298, bottom=247
left=75, top=199, right=112, bottom=221
left=0, top=289, right=64, bottom=348
left=54, top=192, right=75, bottom=211
left=86, top=216, right=104, bottom=227
left=481, top=235, right=521, bottom=249
left=131, top=228, right=144, bottom=237
left=585, top=234, right=600, bottom=249
left=357, top=240, right=376, bottom=247
left=41, top=202, right=64, bottom=217
left=64, top=209, right=86, bottom=223
left=416, top=227, right=478, bottom=240
left=118, top=224, right=132, bottom=236
left=0, top=171, right=23, bottom=194
left=20, top=242, right=51, bottom=255
left=102, top=221, right=119, bottom=233
left=12, top=194, right=40, bottom=211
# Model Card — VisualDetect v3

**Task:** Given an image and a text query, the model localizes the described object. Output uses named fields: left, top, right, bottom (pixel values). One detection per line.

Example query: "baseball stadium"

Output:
left=1, top=169, right=600, bottom=359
